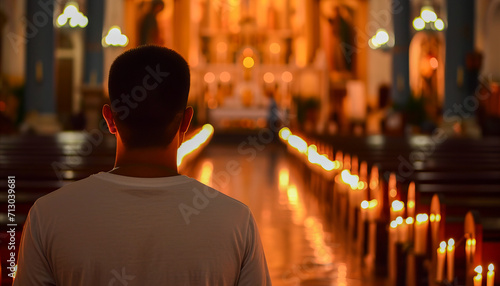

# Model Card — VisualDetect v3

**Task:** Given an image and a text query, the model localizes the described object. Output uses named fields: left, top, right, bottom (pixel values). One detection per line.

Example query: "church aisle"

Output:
left=184, top=141, right=387, bottom=286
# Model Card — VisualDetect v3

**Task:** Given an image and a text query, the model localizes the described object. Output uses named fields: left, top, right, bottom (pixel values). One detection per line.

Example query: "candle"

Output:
left=466, top=238, right=473, bottom=263
left=436, top=241, right=446, bottom=282
left=447, top=238, right=455, bottom=282
left=407, top=182, right=415, bottom=219
left=414, top=213, right=429, bottom=255
left=475, top=266, right=483, bottom=286
left=361, top=200, right=369, bottom=221
left=488, top=264, right=495, bottom=286
left=391, top=200, right=405, bottom=221
left=366, top=199, right=378, bottom=221
left=395, top=216, right=404, bottom=242
left=406, top=217, right=414, bottom=243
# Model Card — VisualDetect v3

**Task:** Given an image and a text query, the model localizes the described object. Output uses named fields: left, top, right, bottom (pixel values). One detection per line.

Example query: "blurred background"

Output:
left=1, top=0, right=499, bottom=137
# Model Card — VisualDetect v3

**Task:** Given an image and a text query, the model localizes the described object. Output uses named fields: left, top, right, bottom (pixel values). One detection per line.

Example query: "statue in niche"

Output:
left=324, top=5, right=356, bottom=75
left=139, top=0, right=165, bottom=45
left=417, top=35, right=441, bottom=121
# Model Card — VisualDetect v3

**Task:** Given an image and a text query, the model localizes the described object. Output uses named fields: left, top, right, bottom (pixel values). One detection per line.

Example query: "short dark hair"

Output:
left=108, top=45, right=190, bottom=148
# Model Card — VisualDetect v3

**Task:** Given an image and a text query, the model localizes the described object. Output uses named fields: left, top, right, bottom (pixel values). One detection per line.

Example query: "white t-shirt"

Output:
left=14, top=172, right=271, bottom=286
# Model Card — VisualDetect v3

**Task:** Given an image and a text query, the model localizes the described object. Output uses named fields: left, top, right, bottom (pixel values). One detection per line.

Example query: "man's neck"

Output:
left=110, top=144, right=179, bottom=178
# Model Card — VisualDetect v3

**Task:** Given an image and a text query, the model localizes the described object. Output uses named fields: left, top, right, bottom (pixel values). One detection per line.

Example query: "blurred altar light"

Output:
left=102, top=26, right=128, bottom=47
left=243, top=56, right=255, bottom=68
left=269, top=42, right=281, bottom=54
left=368, top=29, right=393, bottom=50
left=421, top=7, right=437, bottom=23
left=434, top=19, right=445, bottom=31
left=217, top=42, right=228, bottom=53
left=243, top=47, right=254, bottom=57
left=219, top=71, right=231, bottom=83
left=279, top=127, right=291, bottom=141
left=413, top=6, right=445, bottom=31
left=57, top=2, right=88, bottom=28
left=263, top=72, right=275, bottom=83
left=281, top=71, right=293, bottom=83
left=413, top=17, right=425, bottom=31
left=204, top=72, right=215, bottom=83
left=430, top=57, right=439, bottom=70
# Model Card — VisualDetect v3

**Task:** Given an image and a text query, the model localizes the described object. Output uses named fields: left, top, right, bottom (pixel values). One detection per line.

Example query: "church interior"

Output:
left=1, top=0, right=500, bottom=285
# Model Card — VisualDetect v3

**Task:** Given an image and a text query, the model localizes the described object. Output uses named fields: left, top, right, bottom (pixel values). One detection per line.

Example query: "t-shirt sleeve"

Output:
left=237, top=211, right=272, bottom=286
left=13, top=203, right=56, bottom=286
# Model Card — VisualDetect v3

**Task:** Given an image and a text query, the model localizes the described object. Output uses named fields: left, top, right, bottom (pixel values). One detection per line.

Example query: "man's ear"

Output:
left=179, top=106, right=193, bottom=134
left=102, top=104, right=117, bottom=134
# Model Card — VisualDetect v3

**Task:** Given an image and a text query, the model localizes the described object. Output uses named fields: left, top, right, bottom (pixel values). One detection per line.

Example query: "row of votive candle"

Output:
left=474, top=264, right=495, bottom=286
left=436, top=239, right=456, bottom=282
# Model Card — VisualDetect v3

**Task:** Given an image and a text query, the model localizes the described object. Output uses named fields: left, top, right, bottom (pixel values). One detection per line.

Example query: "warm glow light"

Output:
left=357, top=181, right=366, bottom=190
left=279, top=168, right=290, bottom=189
left=369, top=200, right=378, bottom=209
left=406, top=217, right=414, bottom=224
left=204, top=72, right=215, bottom=84
left=390, top=220, right=398, bottom=228
left=361, top=200, right=369, bottom=209
left=279, top=127, right=291, bottom=141
left=219, top=71, right=231, bottom=83
left=413, top=17, right=425, bottom=30
left=57, top=2, right=88, bottom=28
left=476, top=266, right=483, bottom=274
left=435, top=214, right=441, bottom=222
left=199, top=161, right=213, bottom=185
left=217, top=42, right=228, bottom=53
left=391, top=200, right=404, bottom=211
left=430, top=57, right=439, bottom=70
left=430, top=214, right=436, bottom=222
left=243, top=47, right=253, bottom=57
left=340, top=170, right=360, bottom=189
left=489, top=264, right=494, bottom=272
left=435, top=19, right=445, bottom=31
left=396, top=216, right=403, bottom=225
left=243, top=56, right=255, bottom=68
left=282, top=71, right=293, bottom=83
left=263, top=72, right=275, bottom=83
left=447, top=238, right=455, bottom=250
left=269, top=42, right=281, bottom=54
left=389, top=188, right=397, bottom=198
left=287, top=184, right=299, bottom=206
left=287, top=135, right=308, bottom=154
left=416, top=213, right=428, bottom=223
left=440, top=241, right=447, bottom=249
left=375, top=29, right=389, bottom=45
left=103, top=26, right=128, bottom=47
left=177, top=124, right=214, bottom=166
left=421, top=7, right=437, bottom=23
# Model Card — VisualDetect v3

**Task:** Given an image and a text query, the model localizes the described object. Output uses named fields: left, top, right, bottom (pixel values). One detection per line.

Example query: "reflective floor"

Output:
left=185, top=141, right=387, bottom=286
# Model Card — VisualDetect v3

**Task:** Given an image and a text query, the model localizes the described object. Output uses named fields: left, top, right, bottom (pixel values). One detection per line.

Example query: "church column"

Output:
left=443, top=0, right=479, bottom=136
left=304, top=0, right=319, bottom=64
left=173, top=0, right=191, bottom=62
left=23, top=0, right=61, bottom=133
left=84, top=0, right=104, bottom=86
left=391, top=0, right=411, bottom=107
left=82, top=0, right=105, bottom=131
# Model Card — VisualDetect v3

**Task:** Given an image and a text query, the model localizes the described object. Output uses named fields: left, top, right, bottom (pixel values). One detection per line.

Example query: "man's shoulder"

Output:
left=34, top=174, right=102, bottom=206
